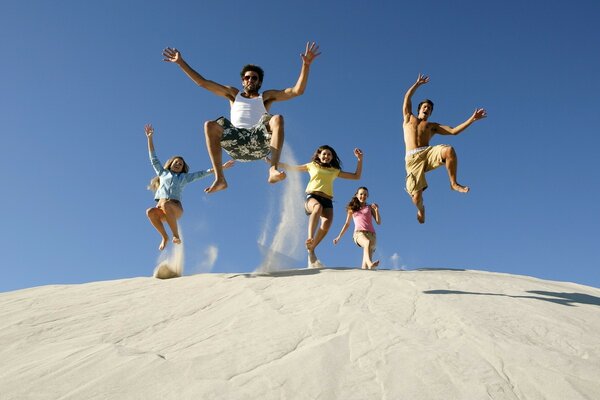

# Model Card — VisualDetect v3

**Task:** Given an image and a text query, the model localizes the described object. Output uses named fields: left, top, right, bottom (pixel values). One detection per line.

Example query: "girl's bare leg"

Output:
left=147, top=207, right=169, bottom=251
left=312, top=208, right=333, bottom=249
left=356, top=235, right=379, bottom=269
left=305, top=199, right=322, bottom=263
left=307, top=208, right=333, bottom=267
left=160, top=200, right=183, bottom=244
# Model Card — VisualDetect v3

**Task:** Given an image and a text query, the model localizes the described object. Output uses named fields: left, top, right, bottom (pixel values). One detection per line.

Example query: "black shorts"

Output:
left=305, top=193, right=333, bottom=215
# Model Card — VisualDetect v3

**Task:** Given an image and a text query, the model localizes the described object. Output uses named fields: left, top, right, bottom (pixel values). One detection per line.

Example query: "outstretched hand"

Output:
left=353, top=148, right=364, bottom=161
left=222, top=160, right=235, bottom=170
left=162, top=47, right=181, bottom=63
left=144, top=123, right=154, bottom=138
left=471, top=108, right=487, bottom=121
left=415, top=73, right=430, bottom=86
left=301, top=42, right=321, bottom=65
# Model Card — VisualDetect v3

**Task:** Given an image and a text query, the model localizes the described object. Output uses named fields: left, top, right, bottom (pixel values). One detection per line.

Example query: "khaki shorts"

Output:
left=353, top=230, right=376, bottom=252
left=405, top=145, right=449, bottom=195
left=216, top=114, right=273, bottom=161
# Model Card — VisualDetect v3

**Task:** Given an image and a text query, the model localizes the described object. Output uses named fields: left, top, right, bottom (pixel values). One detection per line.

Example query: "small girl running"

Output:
left=278, top=145, right=363, bottom=268
left=333, top=187, right=382, bottom=270
left=145, top=123, right=234, bottom=250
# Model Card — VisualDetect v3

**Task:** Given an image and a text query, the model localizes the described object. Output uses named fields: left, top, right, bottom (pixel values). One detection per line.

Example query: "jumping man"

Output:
left=403, top=73, right=487, bottom=223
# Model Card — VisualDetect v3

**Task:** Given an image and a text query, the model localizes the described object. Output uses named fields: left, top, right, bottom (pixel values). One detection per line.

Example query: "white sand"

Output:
left=1, top=268, right=599, bottom=400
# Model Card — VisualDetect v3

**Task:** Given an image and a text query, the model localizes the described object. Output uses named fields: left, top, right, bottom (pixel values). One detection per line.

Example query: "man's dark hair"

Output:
left=418, top=99, right=434, bottom=112
left=240, top=64, right=264, bottom=82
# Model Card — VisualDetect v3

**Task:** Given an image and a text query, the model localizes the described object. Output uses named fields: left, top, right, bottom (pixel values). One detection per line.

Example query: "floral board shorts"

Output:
left=215, top=114, right=273, bottom=161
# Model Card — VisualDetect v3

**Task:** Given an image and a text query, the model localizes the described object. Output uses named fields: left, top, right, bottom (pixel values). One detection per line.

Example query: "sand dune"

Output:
left=1, top=268, right=599, bottom=399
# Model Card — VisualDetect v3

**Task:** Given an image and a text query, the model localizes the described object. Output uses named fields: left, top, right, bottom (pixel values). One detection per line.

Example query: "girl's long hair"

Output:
left=311, top=145, right=342, bottom=170
left=148, top=155, right=189, bottom=191
left=346, top=186, right=369, bottom=212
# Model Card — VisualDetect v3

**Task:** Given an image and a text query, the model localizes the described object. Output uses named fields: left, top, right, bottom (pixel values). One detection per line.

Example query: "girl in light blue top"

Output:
left=145, top=124, right=234, bottom=250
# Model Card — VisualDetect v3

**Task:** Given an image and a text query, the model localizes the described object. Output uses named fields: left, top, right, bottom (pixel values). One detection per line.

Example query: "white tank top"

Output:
left=230, top=92, right=267, bottom=128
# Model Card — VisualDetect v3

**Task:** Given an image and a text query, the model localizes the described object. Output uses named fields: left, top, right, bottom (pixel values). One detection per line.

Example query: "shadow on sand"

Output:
left=423, top=289, right=600, bottom=307
left=228, top=268, right=324, bottom=279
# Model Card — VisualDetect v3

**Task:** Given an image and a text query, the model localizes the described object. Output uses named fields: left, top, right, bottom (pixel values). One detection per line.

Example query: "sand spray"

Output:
left=257, top=143, right=305, bottom=272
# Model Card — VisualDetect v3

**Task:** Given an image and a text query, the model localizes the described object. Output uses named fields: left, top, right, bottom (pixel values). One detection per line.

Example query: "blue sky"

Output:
left=2, top=0, right=599, bottom=292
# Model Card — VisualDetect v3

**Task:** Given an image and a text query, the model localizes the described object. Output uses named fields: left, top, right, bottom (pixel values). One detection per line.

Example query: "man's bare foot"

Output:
left=173, top=236, right=181, bottom=245
left=268, top=167, right=286, bottom=184
left=159, top=236, right=168, bottom=251
left=417, top=206, right=425, bottom=224
left=451, top=183, right=470, bottom=193
left=205, top=178, right=227, bottom=194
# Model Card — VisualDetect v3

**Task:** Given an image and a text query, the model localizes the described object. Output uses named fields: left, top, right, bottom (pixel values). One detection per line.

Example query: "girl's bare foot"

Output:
left=159, top=236, right=168, bottom=251
left=307, top=249, right=318, bottom=264
left=268, top=167, right=286, bottom=184
left=368, top=260, right=380, bottom=270
left=172, top=236, right=181, bottom=245
left=451, top=183, right=470, bottom=193
left=205, top=178, right=228, bottom=193
left=305, top=238, right=315, bottom=251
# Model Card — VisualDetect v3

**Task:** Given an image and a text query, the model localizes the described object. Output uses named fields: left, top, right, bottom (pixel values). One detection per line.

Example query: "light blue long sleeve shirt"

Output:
left=150, top=151, right=210, bottom=201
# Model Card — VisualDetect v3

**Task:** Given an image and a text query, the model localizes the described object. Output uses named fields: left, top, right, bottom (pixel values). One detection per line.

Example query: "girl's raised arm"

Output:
left=371, top=203, right=381, bottom=225
left=338, top=148, right=363, bottom=180
left=145, top=124, right=155, bottom=153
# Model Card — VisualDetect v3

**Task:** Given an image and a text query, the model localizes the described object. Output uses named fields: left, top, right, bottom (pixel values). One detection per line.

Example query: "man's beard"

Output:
left=244, top=82, right=261, bottom=95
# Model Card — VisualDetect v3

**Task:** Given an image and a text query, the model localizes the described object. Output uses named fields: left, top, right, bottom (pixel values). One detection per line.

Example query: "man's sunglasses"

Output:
left=243, top=75, right=259, bottom=82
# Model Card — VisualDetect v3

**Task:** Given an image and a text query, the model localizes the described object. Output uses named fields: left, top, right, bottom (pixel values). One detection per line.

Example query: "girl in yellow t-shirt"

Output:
left=278, top=145, right=363, bottom=268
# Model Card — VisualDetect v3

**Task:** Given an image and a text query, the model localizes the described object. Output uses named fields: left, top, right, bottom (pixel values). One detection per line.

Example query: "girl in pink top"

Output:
left=333, top=187, right=381, bottom=269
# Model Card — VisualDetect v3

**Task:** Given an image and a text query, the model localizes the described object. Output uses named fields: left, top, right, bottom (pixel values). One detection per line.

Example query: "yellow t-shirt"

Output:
left=305, top=162, right=340, bottom=198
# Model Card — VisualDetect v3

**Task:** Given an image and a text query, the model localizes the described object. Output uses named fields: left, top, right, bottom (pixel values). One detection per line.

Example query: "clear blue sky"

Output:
left=2, top=0, right=599, bottom=292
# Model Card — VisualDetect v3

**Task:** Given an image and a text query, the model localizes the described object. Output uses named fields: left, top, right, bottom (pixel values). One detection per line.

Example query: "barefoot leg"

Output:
left=161, top=200, right=183, bottom=244
left=411, top=191, right=426, bottom=224
left=306, top=199, right=322, bottom=248
left=147, top=207, right=169, bottom=251
left=356, top=234, right=378, bottom=269
left=443, top=146, right=470, bottom=193
left=267, top=115, right=287, bottom=184
left=312, top=208, right=333, bottom=249
left=204, top=120, right=228, bottom=193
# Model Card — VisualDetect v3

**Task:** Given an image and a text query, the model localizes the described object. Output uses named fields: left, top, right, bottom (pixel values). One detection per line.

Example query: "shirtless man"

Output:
left=403, top=73, right=487, bottom=223
left=163, top=42, right=321, bottom=193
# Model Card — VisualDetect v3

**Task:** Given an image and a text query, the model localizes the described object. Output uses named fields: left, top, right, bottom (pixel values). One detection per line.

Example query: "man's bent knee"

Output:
left=204, top=120, right=223, bottom=136
left=269, top=115, right=284, bottom=129
left=442, top=146, right=456, bottom=161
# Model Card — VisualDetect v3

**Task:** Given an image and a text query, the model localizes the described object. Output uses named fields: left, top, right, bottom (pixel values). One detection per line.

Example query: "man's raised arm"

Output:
left=162, top=47, right=238, bottom=102
left=263, top=42, right=321, bottom=103
left=433, top=108, right=487, bottom=136
left=403, top=73, right=430, bottom=123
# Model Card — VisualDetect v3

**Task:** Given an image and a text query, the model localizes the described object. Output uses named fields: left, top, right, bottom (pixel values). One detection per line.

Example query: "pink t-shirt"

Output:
left=352, top=205, right=375, bottom=233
